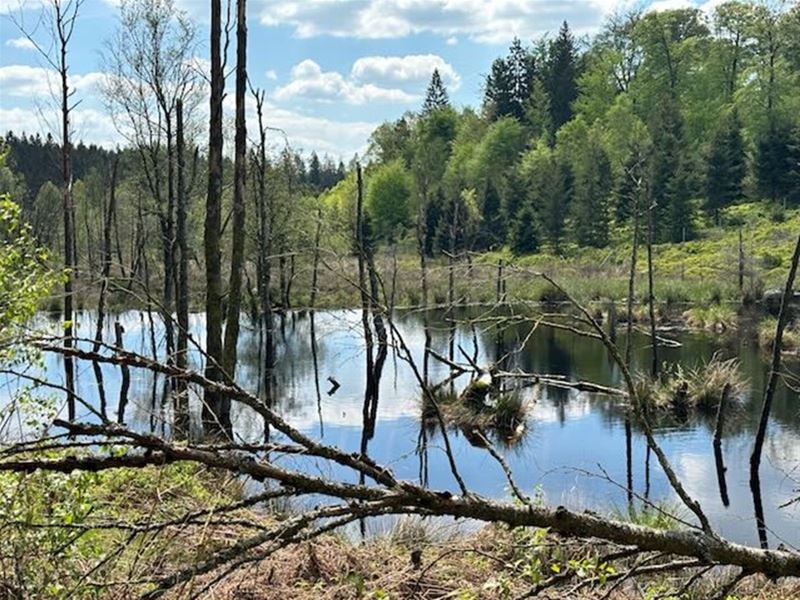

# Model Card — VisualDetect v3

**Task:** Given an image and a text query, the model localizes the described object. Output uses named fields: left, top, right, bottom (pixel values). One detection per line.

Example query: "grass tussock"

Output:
left=682, top=304, right=739, bottom=332
left=422, top=382, right=529, bottom=446
left=638, top=354, right=748, bottom=414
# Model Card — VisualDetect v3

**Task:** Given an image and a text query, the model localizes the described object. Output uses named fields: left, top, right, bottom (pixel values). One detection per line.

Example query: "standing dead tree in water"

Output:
left=9, top=0, right=86, bottom=421
left=750, top=233, right=800, bottom=546
left=221, top=0, right=248, bottom=382
left=203, top=0, right=230, bottom=436
left=101, top=0, right=199, bottom=370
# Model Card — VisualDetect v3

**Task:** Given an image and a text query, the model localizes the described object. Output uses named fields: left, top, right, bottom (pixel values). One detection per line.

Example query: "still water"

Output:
left=2, top=308, right=798, bottom=548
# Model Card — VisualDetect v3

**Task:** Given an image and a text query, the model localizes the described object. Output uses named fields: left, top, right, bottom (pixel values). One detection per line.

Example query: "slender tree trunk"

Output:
left=252, top=91, right=274, bottom=384
left=222, top=0, right=247, bottom=382
left=310, top=208, right=322, bottom=309
left=203, top=0, right=227, bottom=436
left=58, top=5, right=76, bottom=422
left=750, top=233, right=800, bottom=476
left=646, top=198, right=658, bottom=378
left=175, top=99, right=189, bottom=436
left=92, top=157, right=119, bottom=419
left=417, top=201, right=431, bottom=383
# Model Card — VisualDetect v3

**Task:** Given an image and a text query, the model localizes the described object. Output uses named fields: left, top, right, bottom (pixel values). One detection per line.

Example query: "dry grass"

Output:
left=180, top=525, right=800, bottom=600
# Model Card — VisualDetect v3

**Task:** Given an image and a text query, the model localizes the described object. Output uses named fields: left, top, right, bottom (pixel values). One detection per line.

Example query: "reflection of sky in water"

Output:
left=1, top=308, right=798, bottom=548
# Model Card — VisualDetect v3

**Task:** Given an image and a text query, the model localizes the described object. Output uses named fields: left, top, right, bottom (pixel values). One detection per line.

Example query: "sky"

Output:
left=0, top=0, right=718, bottom=160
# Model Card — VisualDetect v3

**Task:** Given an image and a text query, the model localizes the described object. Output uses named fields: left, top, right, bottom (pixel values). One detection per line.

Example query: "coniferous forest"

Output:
left=1, top=1, right=800, bottom=598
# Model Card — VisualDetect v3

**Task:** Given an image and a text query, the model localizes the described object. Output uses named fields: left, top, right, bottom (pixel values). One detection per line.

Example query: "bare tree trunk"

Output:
left=222, top=0, right=247, bottom=382
left=310, top=209, right=322, bottom=309
left=175, top=99, right=190, bottom=436
left=203, top=0, right=228, bottom=436
left=417, top=202, right=431, bottom=383
left=750, top=233, right=800, bottom=482
left=57, top=1, right=77, bottom=422
left=646, top=198, right=658, bottom=378
left=114, top=321, right=130, bottom=424
left=252, top=90, right=274, bottom=385
left=91, top=157, right=119, bottom=419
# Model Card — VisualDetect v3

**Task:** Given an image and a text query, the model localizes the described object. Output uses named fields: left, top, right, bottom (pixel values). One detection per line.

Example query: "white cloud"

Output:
left=258, top=0, right=621, bottom=44
left=446, top=36, right=458, bottom=45
left=0, top=106, right=120, bottom=148
left=265, top=69, right=278, bottom=80
left=0, top=65, right=106, bottom=98
left=274, top=59, right=417, bottom=104
left=0, top=0, right=46, bottom=15
left=5, top=37, right=36, bottom=50
left=351, top=54, right=460, bottom=90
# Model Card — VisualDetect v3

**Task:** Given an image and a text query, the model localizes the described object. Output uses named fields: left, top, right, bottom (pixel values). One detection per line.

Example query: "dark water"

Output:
left=2, top=308, right=798, bottom=548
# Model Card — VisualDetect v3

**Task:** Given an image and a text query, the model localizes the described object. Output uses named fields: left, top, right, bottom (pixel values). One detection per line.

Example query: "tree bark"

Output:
left=222, top=0, right=248, bottom=382
left=203, top=0, right=228, bottom=436
left=175, top=98, right=190, bottom=436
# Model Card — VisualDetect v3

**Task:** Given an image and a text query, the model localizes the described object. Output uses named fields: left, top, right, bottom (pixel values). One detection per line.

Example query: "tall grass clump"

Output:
left=638, top=354, right=747, bottom=414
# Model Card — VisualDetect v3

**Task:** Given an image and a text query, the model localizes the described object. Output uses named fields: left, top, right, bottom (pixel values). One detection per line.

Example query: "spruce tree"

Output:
left=545, top=21, right=579, bottom=129
left=308, top=152, right=321, bottom=190
left=757, top=119, right=798, bottom=205
left=510, top=201, right=539, bottom=254
left=706, top=108, right=746, bottom=222
left=649, top=100, right=694, bottom=243
left=538, top=159, right=571, bottom=254
left=572, top=143, right=612, bottom=248
left=422, top=69, right=450, bottom=113
left=484, top=38, right=535, bottom=121
left=480, top=179, right=503, bottom=249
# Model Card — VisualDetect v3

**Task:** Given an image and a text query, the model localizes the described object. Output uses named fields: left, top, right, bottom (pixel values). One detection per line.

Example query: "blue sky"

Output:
left=0, top=0, right=715, bottom=160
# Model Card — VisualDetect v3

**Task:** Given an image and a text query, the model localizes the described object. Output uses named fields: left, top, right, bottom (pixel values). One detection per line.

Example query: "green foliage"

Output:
left=366, top=160, right=414, bottom=242
left=0, top=146, right=58, bottom=352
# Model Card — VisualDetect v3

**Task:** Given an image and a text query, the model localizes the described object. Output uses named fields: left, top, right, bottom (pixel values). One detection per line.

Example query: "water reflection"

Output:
left=1, top=307, right=798, bottom=548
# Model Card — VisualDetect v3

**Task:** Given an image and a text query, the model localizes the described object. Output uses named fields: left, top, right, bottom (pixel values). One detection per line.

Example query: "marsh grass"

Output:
left=611, top=500, right=687, bottom=531
left=421, top=384, right=529, bottom=445
left=682, top=304, right=739, bottom=332
left=638, top=354, right=748, bottom=414
left=759, top=318, right=800, bottom=354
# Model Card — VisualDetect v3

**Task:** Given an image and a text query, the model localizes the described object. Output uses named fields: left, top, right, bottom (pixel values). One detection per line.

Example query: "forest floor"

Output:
left=4, top=463, right=799, bottom=599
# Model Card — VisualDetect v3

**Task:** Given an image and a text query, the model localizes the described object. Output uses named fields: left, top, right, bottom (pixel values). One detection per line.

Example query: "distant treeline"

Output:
left=336, top=4, right=800, bottom=257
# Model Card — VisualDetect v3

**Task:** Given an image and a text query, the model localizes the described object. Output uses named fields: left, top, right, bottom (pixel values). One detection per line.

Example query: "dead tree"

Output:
left=749, top=233, right=800, bottom=526
left=10, top=0, right=86, bottom=421
left=203, top=0, right=228, bottom=436
left=222, top=0, right=248, bottom=379
left=101, top=0, right=198, bottom=368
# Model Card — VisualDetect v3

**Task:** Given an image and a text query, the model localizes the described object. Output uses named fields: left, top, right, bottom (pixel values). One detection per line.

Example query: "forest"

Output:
left=1, top=0, right=800, bottom=598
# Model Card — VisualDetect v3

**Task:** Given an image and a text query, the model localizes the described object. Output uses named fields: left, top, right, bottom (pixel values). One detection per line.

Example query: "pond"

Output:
left=2, top=308, right=798, bottom=549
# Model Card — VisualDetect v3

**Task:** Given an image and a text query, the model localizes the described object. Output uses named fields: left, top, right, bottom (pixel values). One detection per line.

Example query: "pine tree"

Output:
left=705, top=108, right=746, bottom=222
left=510, top=201, right=539, bottom=254
left=545, top=21, right=579, bottom=129
left=422, top=69, right=450, bottom=113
